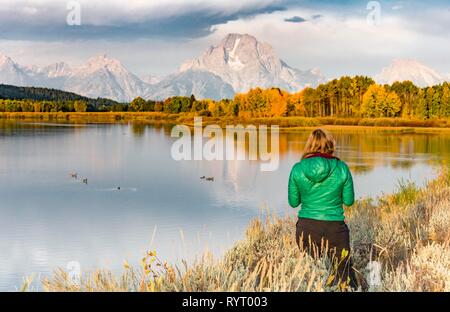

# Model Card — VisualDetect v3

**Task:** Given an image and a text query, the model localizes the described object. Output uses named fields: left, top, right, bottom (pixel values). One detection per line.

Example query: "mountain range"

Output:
left=376, top=59, right=446, bottom=87
left=0, top=34, right=448, bottom=102
left=178, top=34, right=325, bottom=93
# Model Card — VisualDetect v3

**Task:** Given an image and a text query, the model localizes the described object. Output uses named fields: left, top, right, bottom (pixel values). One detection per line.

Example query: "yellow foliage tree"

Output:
left=265, top=88, right=288, bottom=117
left=287, top=91, right=306, bottom=116
left=74, top=100, right=88, bottom=113
left=361, top=84, right=401, bottom=118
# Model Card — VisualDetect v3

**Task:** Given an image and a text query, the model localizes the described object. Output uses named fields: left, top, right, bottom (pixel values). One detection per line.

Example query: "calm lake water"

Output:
left=0, top=121, right=447, bottom=290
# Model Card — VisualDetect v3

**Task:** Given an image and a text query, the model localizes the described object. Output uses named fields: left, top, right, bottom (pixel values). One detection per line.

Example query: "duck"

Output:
left=70, top=172, right=78, bottom=179
left=206, top=177, right=214, bottom=182
left=117, top=186, right=121, bottom=190
left=200, top=176, right=206, bottom=179
left=82, top=178, right=88, bottom=184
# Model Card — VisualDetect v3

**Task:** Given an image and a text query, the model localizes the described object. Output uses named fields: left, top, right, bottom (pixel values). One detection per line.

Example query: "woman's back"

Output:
left=288, top=153, right=354, bottom=221
left=289, top=128, right=357, bottom=289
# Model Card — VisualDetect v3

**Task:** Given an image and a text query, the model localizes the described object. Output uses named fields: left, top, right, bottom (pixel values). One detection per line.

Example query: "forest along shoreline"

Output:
left=2, top=77, right=450, bottom=130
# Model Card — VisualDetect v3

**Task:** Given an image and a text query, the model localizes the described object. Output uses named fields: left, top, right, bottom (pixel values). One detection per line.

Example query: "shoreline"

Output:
left=2, top=112, right=450, bottom=133
left=37, top=170, right=450, bottom=292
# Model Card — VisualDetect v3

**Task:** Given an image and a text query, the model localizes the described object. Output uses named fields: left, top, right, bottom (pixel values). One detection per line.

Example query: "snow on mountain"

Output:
left=141, top=74, right=162, bottom=85
left=41, top=62, right=72, bottom=78
left=0, top=52, right=34, bottom=86
left=2, top=41, right=449, bottom=103
left=63, top=54, right=149, bottom=102
left=145, top=70, right=235, bottom=101
left=0, top=35, right=326, bottom=102
left=23, top=62, right=73, bottom=89
left=0, top=53, right=150, bottom=101
left=376, top=59, right=444, bottom=87
left=179, top=33, right=325, bottom=93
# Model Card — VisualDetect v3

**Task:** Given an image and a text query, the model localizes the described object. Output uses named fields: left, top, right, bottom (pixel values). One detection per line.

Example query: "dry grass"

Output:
left=37, top=170, right=450, bottom=292
left=3, top=112, right=450, bottom=130
left=0, top=112, right=178, bottom=124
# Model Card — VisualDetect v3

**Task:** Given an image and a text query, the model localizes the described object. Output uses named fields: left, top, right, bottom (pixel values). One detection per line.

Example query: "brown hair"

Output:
left=302, top=128, right=336, bottom=159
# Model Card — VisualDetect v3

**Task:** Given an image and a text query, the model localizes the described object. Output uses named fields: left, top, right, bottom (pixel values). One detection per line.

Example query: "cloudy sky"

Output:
left=1, top=0, right=449, bottom=79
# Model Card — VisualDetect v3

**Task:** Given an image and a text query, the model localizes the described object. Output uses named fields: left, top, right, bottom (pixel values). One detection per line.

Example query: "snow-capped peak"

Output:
left=79, top=54, right=125, bottom=74
left=62, top=54, right=150, bottom=102
left=0, top=52, right=15, bottom=66
left=376, top=59, right=444, bottom=87
left=179, top=33, right=323, bottom=93
left=226, top=36, right=245, bottom=71
left=0, top=34, right=326, bottom=101
left=0, top=52, right=34, bottom=86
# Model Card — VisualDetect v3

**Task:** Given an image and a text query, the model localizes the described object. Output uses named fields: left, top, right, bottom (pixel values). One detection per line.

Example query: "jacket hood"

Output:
left=300, top=156, right=338, bottom=183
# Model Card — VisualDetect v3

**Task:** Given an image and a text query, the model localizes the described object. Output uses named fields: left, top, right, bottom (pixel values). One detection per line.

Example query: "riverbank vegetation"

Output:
left=2, top=78, right=450, bottom=123
left=38, top=170, right=450, bottom=292
left=0, top=84, right=118, bottom=111
left=2, top=112, right=450, bottom=130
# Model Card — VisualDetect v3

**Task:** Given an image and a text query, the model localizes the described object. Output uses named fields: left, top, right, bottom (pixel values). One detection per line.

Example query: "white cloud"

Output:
left=205, top=8, right=450, bottom=78
left=0, top=0, right=282, bottom=25
left=0, top=1, right=448, bottom=79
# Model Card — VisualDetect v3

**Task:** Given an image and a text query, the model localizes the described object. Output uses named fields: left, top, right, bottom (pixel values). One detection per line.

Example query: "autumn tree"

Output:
left=129, top=97, right=146, bottom=112
left=287, top=91, right=306, bottom=116
left=361, top=84, right=401, bottom=117
left=264, top=88, right=288, bottom=117
left=441, top=83, right=450, bottom=117
left=74, top=100, right=87, bottom=112
left=389, top=81, right=418, bottom=118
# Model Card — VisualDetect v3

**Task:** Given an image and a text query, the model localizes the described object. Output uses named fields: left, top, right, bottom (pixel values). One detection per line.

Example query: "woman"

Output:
left=288, top=128, right=356, bottom=289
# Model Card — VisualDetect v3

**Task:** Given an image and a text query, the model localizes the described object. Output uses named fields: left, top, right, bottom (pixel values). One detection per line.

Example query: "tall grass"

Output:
left=38, top=170, right=450, bottom=292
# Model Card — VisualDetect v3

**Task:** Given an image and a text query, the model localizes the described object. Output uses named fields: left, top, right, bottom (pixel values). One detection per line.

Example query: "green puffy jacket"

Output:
left=288, top=154, right=355, bottom=221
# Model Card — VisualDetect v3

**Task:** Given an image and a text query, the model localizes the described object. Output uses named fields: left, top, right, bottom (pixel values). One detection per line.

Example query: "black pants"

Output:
left=296, top=217, right=357, bottom=289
